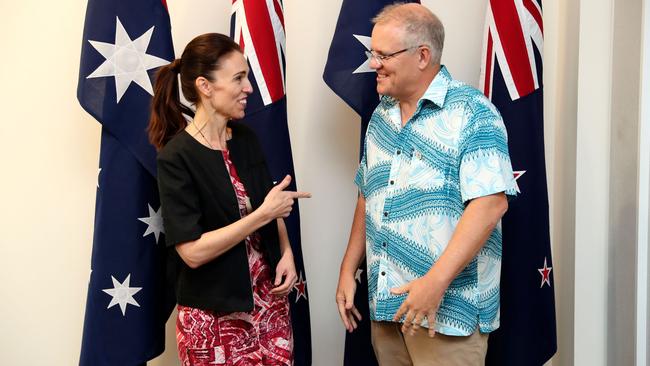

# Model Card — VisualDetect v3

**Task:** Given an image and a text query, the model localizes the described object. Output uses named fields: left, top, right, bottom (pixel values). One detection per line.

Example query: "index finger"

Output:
left=289, top=191, right=312, bottom=199
left=336, top=298, right=352, bottom=330
left=393, top=303, right=408, bottom=322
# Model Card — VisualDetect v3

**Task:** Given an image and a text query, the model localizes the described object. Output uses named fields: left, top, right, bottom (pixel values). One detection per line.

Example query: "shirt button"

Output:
left=383, top=211, right=388, bottom=217
left=396, top=150, right=401, bottom=155
left=390, top=180, right=394, bottom=185
left=381, top=271, right=386, bottom=276
left=382, top=242, right=387, bottom=248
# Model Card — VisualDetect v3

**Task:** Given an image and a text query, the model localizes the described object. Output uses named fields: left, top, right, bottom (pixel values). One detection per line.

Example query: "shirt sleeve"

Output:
left=458, top=98, right=517, bottom=203
left=157, top=152, right=203, bottom=247
left=354, top=139, right=368, bottom=198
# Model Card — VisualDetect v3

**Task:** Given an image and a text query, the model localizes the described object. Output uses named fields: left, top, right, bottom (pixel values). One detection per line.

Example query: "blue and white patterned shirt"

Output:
left=355, top=66, right=517, bottom=336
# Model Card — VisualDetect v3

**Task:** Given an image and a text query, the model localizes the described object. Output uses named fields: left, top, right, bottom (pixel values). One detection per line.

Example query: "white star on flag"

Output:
left=102, top=274, right=142, bottom=316
left=513, top=170, right=527, bottom=193
left=138, top=204, right=164, bottom=244
left=86, top=17, right=169, bottom=102
left=352, top=34, right=374, bottom=74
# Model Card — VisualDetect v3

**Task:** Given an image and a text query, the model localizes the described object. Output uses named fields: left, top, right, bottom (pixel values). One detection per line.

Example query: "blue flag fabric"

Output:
left=481, top=1, right=557, bottom=364
left=77, top=0, right=175, bottom=364
left=230, top=2, right=312, bottom=365
left=322, top=1, right=418, bottom=365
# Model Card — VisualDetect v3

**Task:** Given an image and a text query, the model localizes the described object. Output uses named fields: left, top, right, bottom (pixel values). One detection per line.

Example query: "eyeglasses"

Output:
left=364, top=45, right=421, bottom=66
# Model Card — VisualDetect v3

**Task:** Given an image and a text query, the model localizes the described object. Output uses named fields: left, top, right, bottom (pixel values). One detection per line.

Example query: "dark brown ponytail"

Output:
left=148, top=59, right=193, bottom=150
left=148, top=33, right=241, bottom=150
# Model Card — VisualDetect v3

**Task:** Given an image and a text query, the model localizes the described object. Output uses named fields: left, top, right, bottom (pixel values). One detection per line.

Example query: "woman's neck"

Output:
left=190, top=107, right=230, bottom=150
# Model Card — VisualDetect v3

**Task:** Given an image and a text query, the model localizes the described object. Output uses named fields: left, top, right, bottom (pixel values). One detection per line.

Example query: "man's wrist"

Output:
left=424, top=266, right=454, bottom=289
left=339, top=263, right=359, bottom=279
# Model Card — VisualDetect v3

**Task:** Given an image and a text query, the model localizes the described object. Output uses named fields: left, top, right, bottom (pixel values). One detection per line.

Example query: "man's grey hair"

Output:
left=372, top=3, right=445, bottom=65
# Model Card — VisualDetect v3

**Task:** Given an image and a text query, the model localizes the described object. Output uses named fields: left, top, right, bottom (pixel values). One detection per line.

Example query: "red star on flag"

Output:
left=538, top=257, right=552, bottom=288
left=513, top=170, right=527, bottom=193
left=293, top=271, right=307, bottom=303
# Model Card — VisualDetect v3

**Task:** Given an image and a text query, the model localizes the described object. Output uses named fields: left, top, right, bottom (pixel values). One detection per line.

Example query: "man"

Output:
left=335, top=4, right=517, bottom=366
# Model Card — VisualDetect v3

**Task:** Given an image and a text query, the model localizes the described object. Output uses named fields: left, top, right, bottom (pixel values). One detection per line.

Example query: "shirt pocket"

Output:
left=406, top=150, right=445, bottom=191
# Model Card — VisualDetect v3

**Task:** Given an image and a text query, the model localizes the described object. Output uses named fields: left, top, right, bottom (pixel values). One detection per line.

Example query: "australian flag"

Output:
left=77, top=0, right=175, bottom=364
left=230, top=1, right=312, bottom=365
left=323, top=1, right=419, bottom=365
left=480, top=1, right=557, bottom=365
left=324, top=0, right=419, bottom=146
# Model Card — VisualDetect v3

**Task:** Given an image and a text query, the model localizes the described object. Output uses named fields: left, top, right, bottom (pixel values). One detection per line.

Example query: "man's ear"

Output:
left=418, top=46, right=432, bottom=70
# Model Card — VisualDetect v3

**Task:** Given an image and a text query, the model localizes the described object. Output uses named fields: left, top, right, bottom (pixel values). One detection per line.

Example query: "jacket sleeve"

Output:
left=157, top=152, right=203, bottom=247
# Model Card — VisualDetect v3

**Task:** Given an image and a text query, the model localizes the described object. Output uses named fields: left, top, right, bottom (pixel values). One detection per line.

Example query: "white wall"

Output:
left=544, top=0, right=579, bottom=364
left=0, top=1, right=98, bottom=365
left=573, top=0, right=646, bottom=365
left=0, top=0, right=598, bottom=365
left=639, top=1, right=650, bottom=363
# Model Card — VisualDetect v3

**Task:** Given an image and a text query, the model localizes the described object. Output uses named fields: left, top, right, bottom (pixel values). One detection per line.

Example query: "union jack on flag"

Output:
left=480, top=0, right=544, bottom=101
left=480, top=1, right=557, bottom=365
left=231, top=0, right=286, bottom=107
left=230, top=1, right=313, bottom=365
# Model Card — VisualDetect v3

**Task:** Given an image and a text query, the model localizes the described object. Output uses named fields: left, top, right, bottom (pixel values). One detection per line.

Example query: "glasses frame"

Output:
left=364, top=45, right=425, bottom=66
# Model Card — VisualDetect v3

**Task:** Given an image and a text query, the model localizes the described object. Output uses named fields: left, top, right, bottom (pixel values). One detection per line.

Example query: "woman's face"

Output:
left=204, top=51, right=253, bottom=120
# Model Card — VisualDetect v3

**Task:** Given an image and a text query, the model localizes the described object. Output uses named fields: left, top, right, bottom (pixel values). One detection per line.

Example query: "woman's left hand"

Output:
left=270, top=250, right=297, bottom=296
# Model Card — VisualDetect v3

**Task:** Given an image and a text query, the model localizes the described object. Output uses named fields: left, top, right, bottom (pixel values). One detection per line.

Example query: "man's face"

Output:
left=370, top=22, right=419, bottom=100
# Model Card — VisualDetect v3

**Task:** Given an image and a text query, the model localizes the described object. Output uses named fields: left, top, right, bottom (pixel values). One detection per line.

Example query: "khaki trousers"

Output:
left=370, top=321, right=489, bottom=366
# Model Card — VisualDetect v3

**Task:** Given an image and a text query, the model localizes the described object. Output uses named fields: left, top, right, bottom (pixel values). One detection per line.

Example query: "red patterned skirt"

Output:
left=176, top=150, right=293, bottom=366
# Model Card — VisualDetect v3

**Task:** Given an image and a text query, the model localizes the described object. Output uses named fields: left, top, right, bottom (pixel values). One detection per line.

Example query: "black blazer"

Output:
left=157, top=121, right=281, bottom=312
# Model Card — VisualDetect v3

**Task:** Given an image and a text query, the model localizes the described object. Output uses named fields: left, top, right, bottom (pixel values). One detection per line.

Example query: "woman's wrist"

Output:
left=280, top=244, right=293, bottom=256
left=252, top=205, right=273, bottom=226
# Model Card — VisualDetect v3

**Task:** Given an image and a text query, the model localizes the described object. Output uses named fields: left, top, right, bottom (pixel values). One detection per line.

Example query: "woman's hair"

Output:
left=148, top=33, right=242, bottom=150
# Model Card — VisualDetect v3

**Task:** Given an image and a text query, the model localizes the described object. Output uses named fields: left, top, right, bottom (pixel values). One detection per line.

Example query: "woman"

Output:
left=149, top=33, right=309, bottom=366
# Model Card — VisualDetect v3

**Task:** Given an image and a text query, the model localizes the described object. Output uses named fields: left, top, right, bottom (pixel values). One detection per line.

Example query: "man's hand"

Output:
left=336, top=273, right=363, bottom=332
left=391, top=275, right=446, bottom=337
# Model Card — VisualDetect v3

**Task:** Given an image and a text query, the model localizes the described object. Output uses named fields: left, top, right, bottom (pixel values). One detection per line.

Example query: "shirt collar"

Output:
left=379, top=65, right=452, bottom=109
left=420, top=65, right=451, bottom=108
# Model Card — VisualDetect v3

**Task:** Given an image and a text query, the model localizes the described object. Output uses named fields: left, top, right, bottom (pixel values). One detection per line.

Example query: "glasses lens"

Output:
left=365, top=51, right=380, bottom=65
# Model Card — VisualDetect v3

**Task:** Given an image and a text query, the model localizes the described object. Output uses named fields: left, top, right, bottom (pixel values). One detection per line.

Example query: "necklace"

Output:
left=191, top=120, right=230, bottom=150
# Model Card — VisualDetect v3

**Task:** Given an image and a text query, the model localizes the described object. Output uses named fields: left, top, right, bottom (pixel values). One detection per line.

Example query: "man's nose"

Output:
left=369, top=57, right=381, bottom=70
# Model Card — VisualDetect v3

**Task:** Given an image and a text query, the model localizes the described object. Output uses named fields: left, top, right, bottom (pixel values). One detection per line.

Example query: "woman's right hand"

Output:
left=259, top=175, right=311, bottom=221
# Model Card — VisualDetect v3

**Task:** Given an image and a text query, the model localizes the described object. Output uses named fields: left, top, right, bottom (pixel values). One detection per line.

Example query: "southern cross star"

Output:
left=138, top=204, right=164, bottom=244
left=513, top=170, right=527, bottom=193
left=102, top=274, right=142, bottom=316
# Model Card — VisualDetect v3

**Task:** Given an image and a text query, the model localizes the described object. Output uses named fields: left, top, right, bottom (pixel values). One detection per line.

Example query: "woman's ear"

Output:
left=195, top=76, right=211, bottom=98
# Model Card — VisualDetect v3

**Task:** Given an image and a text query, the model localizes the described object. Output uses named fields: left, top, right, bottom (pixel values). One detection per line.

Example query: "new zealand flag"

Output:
left=77, top=0, right=175, bottom=365
left=323, top=1, right=419, bottom=365
left=230, top=1, right=312, bottom=365
left=480, top=1, right=557, bottom=365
